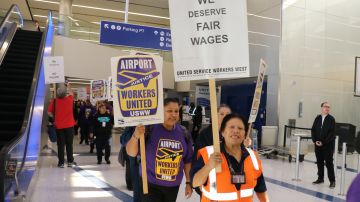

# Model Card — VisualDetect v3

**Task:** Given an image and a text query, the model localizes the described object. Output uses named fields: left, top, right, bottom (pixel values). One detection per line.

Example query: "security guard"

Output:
left=191, top=113, right=269, bottom=202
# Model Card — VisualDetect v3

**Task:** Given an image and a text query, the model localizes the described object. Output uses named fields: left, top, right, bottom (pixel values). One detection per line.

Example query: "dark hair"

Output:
left=218, top=104, right=231, bottom=112
left=220, top=113, right=248, bottom=136
left=164, top=98, right=180, bottom=106
left=321, top=102, right=328, bottom=107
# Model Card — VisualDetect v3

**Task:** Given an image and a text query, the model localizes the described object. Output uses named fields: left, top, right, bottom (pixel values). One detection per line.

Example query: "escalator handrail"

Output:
left=0, top=11, right=53, bottom=201
left=0, top=4, right=24, bottom=66
left=0, top=4, right=23, bottom=28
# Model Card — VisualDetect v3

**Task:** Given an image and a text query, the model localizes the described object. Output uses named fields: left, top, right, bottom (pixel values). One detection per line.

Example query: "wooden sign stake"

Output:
left=209, top=79, right=221, bottom=172
left=140, top=132, right=148, bottom=194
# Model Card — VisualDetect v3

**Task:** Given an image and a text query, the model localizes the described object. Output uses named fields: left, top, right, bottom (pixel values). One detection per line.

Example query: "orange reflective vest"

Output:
left=198, top=146, right=263, bottom=202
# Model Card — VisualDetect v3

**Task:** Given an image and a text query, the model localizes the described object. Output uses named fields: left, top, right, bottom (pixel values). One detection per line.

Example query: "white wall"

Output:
left=52, top=35, right=174, bottom=89
left=278, top=0, right=360, bottom=146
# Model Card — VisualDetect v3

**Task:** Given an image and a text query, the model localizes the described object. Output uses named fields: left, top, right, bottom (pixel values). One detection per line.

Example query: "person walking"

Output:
left=47, top=84, right=77, bottom=168
left=311, top=102, right=336, bottom=188
left=90, top=103, right=114, bottom=164
left=126, top=98, right=193, bottom=202
left=191, top=113, right=269, bottom=202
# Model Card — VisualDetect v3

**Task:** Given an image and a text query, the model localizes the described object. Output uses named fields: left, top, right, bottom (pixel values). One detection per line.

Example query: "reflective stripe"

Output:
left=245, top=148, right=259, bottom=170
left=205, top=146, right=217, bottom=193
left=202, top=146, right=255, bottom=201
left=240, top=188, right=254, bottom=197
left=201, top=186, right=238, bottom=201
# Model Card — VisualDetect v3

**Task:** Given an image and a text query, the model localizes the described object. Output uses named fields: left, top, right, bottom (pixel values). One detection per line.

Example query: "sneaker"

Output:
left=329, top=182, right=336, bottom=189
left=106, top=160, right=111, bottom=164
left=68, top=161, right=77, bottom=167
left=312, top=179, right=324, bottom=184
left=58, top=163, right=64, bottom=168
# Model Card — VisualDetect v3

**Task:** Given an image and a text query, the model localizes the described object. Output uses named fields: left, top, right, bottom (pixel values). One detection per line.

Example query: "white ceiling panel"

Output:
left=0, top=0, right=33, bottom=20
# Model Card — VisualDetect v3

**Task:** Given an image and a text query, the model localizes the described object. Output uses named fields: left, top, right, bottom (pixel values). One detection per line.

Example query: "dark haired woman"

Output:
left=126, top=98, right=194, bottom=202
left=191, top=113, right=269, bottom=202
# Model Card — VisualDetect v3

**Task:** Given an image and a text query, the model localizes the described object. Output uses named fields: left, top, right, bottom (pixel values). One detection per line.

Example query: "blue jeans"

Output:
left=129, top=156, right=140, bottom=202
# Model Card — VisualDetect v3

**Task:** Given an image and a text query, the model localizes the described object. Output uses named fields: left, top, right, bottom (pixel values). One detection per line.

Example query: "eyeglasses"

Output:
left=323, top=106, right=330, bottom=108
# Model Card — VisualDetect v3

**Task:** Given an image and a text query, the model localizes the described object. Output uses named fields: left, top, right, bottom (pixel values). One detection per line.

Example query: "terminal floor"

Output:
left=29, top=134, right=358, bottom=202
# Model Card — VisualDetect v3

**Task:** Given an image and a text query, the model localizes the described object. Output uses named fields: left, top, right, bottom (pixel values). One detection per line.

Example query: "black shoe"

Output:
left=97, top=161, right=102, bottom=164
left=90, top=149, right=94, bottom=153
left=68, top=161, right=77, bottom=167
left=58, top=163, right=64, bottom=168
left=329, top=182, right=336, bottom=189
left=106, top=160, right=111, bottom=164
left=312, top=179, right=324, bottom=184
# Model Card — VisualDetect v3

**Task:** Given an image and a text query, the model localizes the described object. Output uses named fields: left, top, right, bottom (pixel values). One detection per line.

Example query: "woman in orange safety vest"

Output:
left=191, top=113, right=269, bottom=202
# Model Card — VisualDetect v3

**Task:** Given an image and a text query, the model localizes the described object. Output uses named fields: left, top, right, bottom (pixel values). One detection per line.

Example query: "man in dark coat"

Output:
left=311, top=102, right=336, bottom=188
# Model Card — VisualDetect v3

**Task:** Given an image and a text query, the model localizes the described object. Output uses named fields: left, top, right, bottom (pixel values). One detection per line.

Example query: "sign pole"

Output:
left=246, top=123, right=253, bottom=140
left=140, top=131, right=148, bottom=194
left=124, top=0, right=129, bottom=23
left=209, top=79, right=221, bottom=172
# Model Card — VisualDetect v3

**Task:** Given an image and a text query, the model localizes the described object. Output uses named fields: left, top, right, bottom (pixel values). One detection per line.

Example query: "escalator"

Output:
left=0, top=4, right=54, bottom=202
left=0, top=30, right=43, bottom=150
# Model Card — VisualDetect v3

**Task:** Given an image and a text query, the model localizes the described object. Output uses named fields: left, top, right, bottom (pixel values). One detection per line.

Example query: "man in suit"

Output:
left=311, top=102, right=336, bottom=188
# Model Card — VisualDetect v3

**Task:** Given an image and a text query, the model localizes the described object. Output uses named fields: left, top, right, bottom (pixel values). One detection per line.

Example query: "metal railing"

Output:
left=0, top=4, right=23, bottom=66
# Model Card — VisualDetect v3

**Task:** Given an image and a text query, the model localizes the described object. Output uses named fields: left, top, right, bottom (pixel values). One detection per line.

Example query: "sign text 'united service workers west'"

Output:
left=100, top=21, right=172, bottom=51
left=169, top=0, right=250, bottom=81
left=111, top=55, right=164, bottom=127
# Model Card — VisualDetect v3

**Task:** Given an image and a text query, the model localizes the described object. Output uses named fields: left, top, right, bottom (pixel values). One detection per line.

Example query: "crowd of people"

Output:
left=50, top=84, right=360, bottom=202
left=122, top=98, right=269, bottom=202
left=48, top=84, right=115, bottom=167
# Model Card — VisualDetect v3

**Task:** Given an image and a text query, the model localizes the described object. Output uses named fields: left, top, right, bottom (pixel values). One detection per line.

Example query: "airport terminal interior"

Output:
left=0, top=0, right=360, bottom=202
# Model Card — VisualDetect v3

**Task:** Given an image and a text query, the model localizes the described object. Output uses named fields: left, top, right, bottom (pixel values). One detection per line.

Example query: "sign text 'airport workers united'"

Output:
left=111, top=55, right=164, bottom=127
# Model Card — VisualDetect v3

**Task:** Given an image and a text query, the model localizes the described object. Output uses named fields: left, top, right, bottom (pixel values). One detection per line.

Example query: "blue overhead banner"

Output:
left=100, top=21, right=172, bottom=51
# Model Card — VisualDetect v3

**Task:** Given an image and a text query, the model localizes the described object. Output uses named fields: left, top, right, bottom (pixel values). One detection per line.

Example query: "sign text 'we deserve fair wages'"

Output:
left=169, top=0, right=249, bottom=81
left=111, top=55, right=164, bottom=127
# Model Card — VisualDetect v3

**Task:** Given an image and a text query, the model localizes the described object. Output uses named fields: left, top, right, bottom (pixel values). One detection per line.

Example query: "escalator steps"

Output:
left=0, top=29, right=43, bottom=147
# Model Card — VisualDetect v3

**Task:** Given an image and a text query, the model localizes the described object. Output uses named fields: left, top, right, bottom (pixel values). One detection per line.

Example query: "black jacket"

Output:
left=91, top=112, right=114, bottom=139
left=311, top=114, right=335, bottom=145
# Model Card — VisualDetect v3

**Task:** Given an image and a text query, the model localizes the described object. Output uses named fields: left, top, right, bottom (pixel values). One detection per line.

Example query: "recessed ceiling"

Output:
left=0, top=0, right=281, bottom=48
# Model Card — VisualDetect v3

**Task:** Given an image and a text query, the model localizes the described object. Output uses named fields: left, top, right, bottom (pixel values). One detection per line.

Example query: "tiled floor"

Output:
left=29, top=133, right=359, bottom=202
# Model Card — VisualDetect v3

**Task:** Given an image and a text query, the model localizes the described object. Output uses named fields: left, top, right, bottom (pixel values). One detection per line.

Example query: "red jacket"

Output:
left=48, top=95, right=75, bottom=129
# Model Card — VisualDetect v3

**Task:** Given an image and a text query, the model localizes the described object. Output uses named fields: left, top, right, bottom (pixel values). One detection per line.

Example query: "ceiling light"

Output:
left=67, top=78, right=92, bottom=81
left=71, top=30, right=99, bottom=35
left=68, top=81, right=91, bottom=85
left=32, top=0, right=169, bottom=20
left=33, top=14, right=58, bottom=19
left=78, top=39, right=99, bottom=43
left=248, top=31, right=280, bottom=38
left=247, top=13, right=280, bottom=22
left=249, top=43, right=270, bottom=48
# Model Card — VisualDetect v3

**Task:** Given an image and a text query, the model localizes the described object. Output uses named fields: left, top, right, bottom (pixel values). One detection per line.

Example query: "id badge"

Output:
left=231, top=172, right=246, bottom=184
left=102, top=122, right=106, bottom=127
